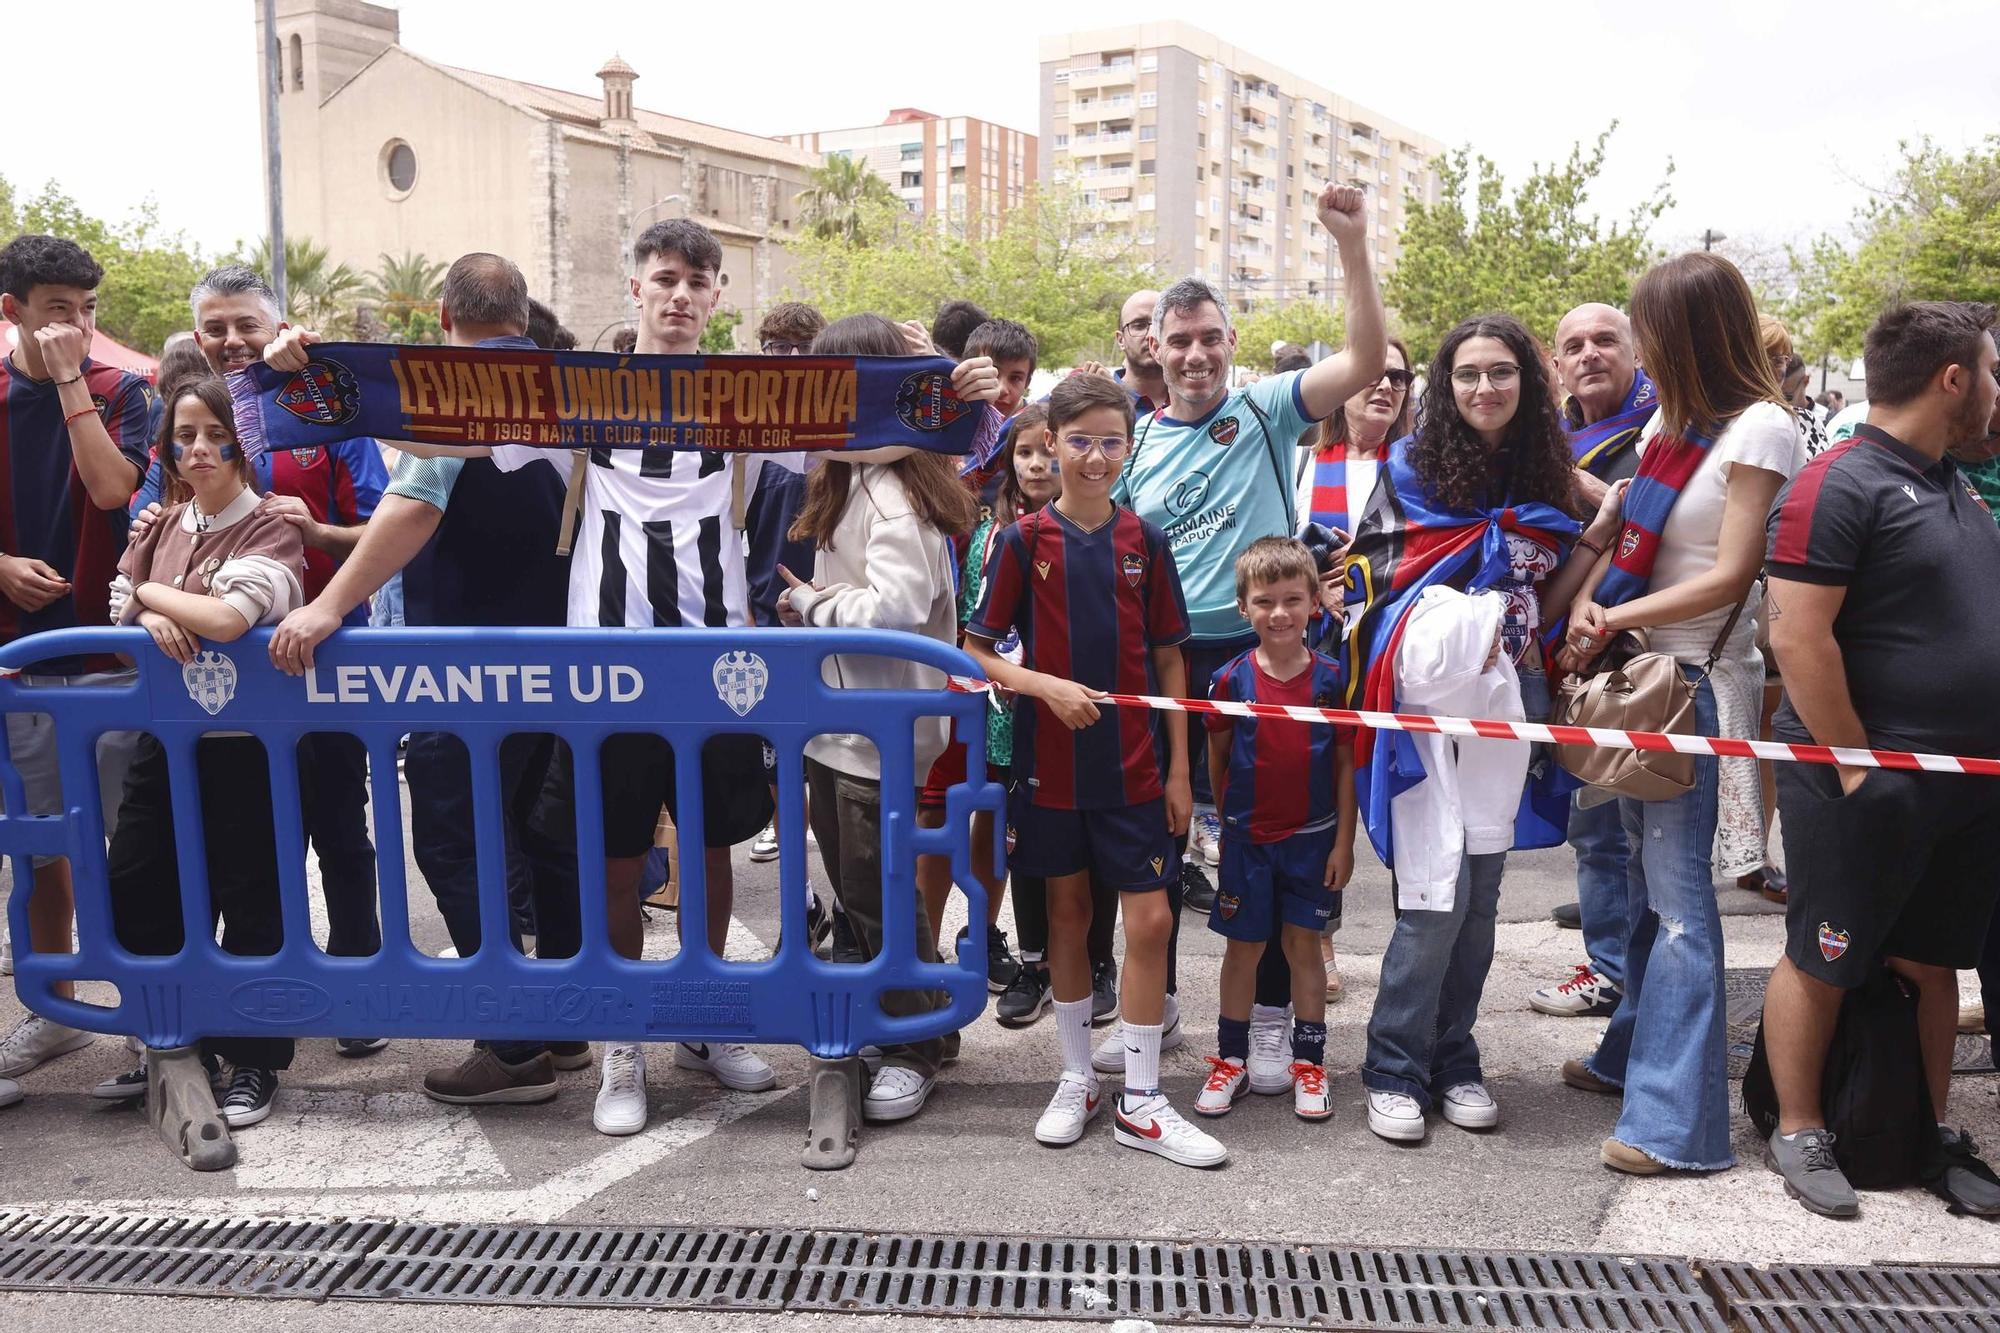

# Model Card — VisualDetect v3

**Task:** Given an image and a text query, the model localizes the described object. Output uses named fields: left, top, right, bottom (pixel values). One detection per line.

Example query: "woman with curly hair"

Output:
left=1354, top=312, right=1627, bottom=1144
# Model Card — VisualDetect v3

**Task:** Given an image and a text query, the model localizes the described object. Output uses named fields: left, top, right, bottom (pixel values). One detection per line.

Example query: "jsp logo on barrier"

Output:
left=1, top=626, right=1004, bottom=1071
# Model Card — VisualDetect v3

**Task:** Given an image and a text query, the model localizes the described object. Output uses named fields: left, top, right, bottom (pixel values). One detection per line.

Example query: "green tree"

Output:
left=796, top=154, right=901, bottom=246
left=366, top=250, right=447, bottom=323
left=381, top=308, right=444, bottom=344
left=1385, top=125, right=1673, bottom=365
left=1, top=176, right=210, bottom=355
left=1787, top=136, right=2000, bottom=362
left=781, top=184, right=1159, bottom=365
left=1234, top=300, right=1346, bottom=372
left=249, top=236, right=365, bottom=337
left=700, top=307, right=743, bottom=353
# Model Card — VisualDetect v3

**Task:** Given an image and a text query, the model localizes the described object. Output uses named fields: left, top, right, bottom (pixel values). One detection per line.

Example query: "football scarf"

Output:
left=1341, top=440, right=1580, bottom=864
left=1305, top=439, right=1351, bottom=531
left=1565, top=368, right=1657, bottom=473
left=1592, top=420, right=1718, bottom=610
left=228, top=344, right=994, bottom=460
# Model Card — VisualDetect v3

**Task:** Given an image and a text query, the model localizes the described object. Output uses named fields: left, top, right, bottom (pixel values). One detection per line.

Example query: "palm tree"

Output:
left=365, top=250, right=447, bottom=321
left=248, top=236, right=365, bottom=335
left=796, top=154, right=899, bottom=245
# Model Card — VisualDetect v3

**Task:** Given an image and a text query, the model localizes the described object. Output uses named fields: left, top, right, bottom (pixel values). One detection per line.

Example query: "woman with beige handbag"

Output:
left=1555, top=254, right=1808, bottom=1178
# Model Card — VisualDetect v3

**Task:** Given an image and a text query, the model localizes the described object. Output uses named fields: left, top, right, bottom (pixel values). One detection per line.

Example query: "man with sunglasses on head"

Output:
left=1102, top=183, right=1385, bottom=1089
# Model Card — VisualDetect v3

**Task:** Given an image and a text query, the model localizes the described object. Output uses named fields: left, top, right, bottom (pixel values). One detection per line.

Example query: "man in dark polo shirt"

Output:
left=268, top=254, right=584, bottom=1105
left=1760, top=300, right=2000, bottom=1219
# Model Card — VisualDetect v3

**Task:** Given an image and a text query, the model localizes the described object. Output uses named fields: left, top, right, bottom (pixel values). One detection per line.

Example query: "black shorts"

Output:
left=1005, top=787, right=1178, bottom=890
left=536, top=732, right=776, bottom=858
left=1777, top=760, right=2000, bottom=986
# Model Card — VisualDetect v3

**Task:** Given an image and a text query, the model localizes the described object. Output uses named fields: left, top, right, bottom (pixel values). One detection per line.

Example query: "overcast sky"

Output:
left=7, top=0, right=1996, bottom=269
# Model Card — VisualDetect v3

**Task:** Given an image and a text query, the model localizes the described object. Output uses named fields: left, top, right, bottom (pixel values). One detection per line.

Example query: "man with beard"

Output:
left=1760, top=301, right=2000, bottom=1219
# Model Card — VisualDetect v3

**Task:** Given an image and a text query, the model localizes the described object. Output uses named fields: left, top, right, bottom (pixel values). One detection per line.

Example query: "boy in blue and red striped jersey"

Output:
left=966, top=373, right=1226, bottom=1169
left=1194, top=537, right=1357, bottom=1123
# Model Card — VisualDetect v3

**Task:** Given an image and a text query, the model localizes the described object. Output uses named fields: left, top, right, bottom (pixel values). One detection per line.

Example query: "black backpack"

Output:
left=1743, top=964, right=1943, bottom=1190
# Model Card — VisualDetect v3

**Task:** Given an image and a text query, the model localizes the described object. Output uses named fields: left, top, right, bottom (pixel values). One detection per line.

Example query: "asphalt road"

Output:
left=2, top=775, right=1995, bottom=1331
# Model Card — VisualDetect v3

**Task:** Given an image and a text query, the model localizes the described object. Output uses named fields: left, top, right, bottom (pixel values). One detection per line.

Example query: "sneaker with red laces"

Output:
left=1291, top=1062, right=1332, bottom=1121
left=1194, top=1056, right=1248, bottom=1117
left=1529, top=964, right=1621, bottom=1017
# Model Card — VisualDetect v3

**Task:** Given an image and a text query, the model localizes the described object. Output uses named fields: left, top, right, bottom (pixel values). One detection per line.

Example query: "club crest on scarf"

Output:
left=711, top=650, right=769, bottom=717
left=182, top=650, right=239, bottom=717
left=274, top=359, right=361, bottom=428
left=894, top=370, right=973, bottom=433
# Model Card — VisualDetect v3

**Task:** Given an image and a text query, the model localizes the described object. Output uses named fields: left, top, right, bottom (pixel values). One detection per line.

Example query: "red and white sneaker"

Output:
left=1113, top=1092, right=1227, bottom=1168
left=1529, top=965, right=1622, bottom=1017
left=1291, top=1061, right=1332, bottom=1121
left=1194, top=1056, right=1248, bottom=1118
left=1034, top=1071, right=1103, bottom=1146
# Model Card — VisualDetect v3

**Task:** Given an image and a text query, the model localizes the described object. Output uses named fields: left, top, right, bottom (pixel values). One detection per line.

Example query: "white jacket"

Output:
left=787, top=464, right=958, bottom=783
left=1389, top=586, right=1529, bottom=911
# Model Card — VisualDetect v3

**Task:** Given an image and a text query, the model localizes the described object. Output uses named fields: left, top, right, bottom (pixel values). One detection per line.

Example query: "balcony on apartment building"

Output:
left=1075, top=164, right=1136, bottom=191
left=1065, top=60, right=1137, bottom=90
left=1067, top=96, right=1135, bottom=126
left=1069, top=128, right=1135, bottom=154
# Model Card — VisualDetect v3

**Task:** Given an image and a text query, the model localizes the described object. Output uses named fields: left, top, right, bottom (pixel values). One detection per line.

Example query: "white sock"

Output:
left=1054, top=997, right=1093, bottom=1077
left=1123, top=1021, right=1163, bottom=1099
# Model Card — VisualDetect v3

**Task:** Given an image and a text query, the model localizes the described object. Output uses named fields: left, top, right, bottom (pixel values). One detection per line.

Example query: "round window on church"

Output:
left=381, top=140, right=417, bottom=197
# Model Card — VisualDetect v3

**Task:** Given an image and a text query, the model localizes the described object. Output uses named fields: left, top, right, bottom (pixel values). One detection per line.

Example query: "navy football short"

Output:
left=1209, top=826, right=1341, bottom=943
left=1006, top=787, right=1178, bottom=890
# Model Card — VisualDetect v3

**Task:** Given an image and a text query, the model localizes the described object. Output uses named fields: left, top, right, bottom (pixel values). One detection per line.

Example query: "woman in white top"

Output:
left=1560, top=253, right=1806, bottom=1176
left=1294, top=337, right=1415, bottom=542
left=778, top=314, right=981, bottom=1156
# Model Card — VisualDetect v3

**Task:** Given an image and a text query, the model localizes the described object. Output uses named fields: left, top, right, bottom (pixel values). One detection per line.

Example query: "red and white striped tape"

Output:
left=943, top=676, right=2000, bottom=777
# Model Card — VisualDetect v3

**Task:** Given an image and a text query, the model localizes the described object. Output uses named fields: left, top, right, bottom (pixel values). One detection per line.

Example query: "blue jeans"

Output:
left=1362, top=669, right=1548, bottom=1108
left=1568, top=795, right=1630, bottom=987
left=1584, top=671, right=1734, bottom=1170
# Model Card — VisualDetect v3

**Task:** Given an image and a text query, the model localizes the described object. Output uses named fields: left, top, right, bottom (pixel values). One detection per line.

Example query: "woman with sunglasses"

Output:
left=1350, top=313, right=1624, bottom=1144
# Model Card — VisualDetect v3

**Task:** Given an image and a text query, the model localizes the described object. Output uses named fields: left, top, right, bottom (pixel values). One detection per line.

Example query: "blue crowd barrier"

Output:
left=0, top=627, right=1002, bottom=1058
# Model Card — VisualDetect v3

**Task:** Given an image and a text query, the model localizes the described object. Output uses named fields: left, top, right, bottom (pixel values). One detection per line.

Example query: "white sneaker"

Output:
left=749, top=823, right=779, bottom=863
left=862, top=1065, right=935, bottom=1122
left=1293, top=1063, right=1333, bottom=1121
left=0, top=1076, right=21, bottom=1109
left=437, top=946, right=460, bottom=959
left=1113, top=1092, right=1228, bottom=1168
left=1529, top=965, right=1622, bottom=1017
left=1092, top=1013, right=1184, bottom=1074
left=593, top=1043, right=648, bottom=1136
left=1194, top=1056, right=1247, bottom=1117
left=1440, top=1081, right=1499, bottom=1130
left=1191, top=811, right=1223, bottom=867
left=673, top=1041, right=778, bottom=1092
left=1247, top=1010, right=1292, bottom=1094
left=1366, top=1089, right=1427, bottom=1142
left=1034, top=1071, right=1103, bottom=1146
left=0, top=1015, right=95, bottom=1079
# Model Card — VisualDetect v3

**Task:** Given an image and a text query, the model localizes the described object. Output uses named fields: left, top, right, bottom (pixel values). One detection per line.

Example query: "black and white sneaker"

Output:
left=1180, top=863, right=1216, bottom=915
left=1090, top=960, right=1120, bottom=1026
left=995, top=963, right=1052, bottom=1027
left=336, top=1036, right=389, bottom=1058
left=93, top=1060, right=149, bottom=1101
left=220, top=1067, right=279, bottom=1128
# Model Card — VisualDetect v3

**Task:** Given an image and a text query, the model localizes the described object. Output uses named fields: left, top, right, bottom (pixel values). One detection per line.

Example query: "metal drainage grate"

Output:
left=789, top=1232, right=1725, bottom=1329
left=1704, top=1260, right=2000, bottom=1332
left=336, top=1222, right=809, bottom=1310
left=0, top=1210, right=383, bottom=1299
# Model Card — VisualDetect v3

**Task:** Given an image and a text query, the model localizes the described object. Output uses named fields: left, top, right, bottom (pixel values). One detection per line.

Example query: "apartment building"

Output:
left=783, top=110, right=1037, bottom=238
left=1039, top=24, right=1447, bottom=308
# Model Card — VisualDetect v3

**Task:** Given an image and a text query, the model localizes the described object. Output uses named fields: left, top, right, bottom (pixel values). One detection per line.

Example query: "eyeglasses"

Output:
left=1060, top=433, right=1132, bottom=460
left=1379, top=369, right=1414, bottom=390
left=761, top=341, right=811, bottom=356
left=1121, top=318, right=1153, bottom=334
left=1449, top=364, right=1520, bottom=390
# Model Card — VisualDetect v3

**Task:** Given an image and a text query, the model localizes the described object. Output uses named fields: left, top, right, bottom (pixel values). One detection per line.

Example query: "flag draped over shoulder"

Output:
left=227, top=344, right=993, bottom=460
left=1565, top=367, right=1657, bottom=473
left=1340, top=440, right=1581, bottom=864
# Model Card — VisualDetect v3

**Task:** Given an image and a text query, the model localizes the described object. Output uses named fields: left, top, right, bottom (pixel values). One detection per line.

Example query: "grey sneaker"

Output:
left=1765, top=1127, right=1859, bottom=1217
left=1929, top=1126, right=2000, bottom=1217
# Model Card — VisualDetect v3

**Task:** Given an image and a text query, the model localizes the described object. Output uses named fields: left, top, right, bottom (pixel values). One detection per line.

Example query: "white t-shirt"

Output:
left=1637, top=401, right=1804, bottom=661
left=1291, top=453, right=1380, bottom=538
left=491, top=444, right=801, bottom=629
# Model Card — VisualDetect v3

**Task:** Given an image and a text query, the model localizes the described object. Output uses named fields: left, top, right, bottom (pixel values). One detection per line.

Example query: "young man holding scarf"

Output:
left=1531, top=303, right=1655, bottom=1021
